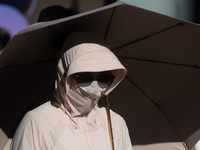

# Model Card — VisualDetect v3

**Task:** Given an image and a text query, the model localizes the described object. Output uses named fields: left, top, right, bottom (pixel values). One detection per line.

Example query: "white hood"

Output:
left=54, top=43, right=126, bottom=117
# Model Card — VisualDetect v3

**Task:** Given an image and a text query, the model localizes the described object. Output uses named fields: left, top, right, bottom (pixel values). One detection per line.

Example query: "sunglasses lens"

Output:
left=73, top=72, right=115, bottom=88
left=76, top=73, right=93, bottom=87
left=98, top=74, right=114, bottom=88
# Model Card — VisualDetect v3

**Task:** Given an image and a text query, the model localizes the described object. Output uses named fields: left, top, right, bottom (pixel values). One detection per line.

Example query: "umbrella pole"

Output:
left=105, top=95, right=115, bottom=150
left=182, top=142, right=189, bottom=150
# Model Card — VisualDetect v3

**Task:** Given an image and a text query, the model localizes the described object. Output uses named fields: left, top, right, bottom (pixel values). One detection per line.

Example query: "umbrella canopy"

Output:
left=1, top=1, right=200, bottom=150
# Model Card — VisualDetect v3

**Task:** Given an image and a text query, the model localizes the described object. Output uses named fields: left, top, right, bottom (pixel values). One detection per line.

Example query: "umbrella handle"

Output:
left=105, top=95, right=115, bottom=150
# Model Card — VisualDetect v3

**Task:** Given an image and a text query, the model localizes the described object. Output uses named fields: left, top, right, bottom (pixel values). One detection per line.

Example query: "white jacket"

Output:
left=10, top=42, right=132, bottom=150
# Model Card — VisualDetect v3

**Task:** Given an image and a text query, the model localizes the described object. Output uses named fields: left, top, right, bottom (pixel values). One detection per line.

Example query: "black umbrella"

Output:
left=1, top=1, right=200, bottom=149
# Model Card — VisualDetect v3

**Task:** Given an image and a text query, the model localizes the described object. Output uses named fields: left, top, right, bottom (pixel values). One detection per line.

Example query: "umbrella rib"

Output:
left=114, top=23, right=185, bottom=52
left=125, top=75, right=188, bottom=149
left=48, top=26, right=64, bottom=34
left=26, top=89, right=55, bottom=111
left=104, top=7, right=116, bottom=40
left=125, top=75, right=162, bottom=111
left=0, top=59, right=59, bottom=70
left=118, top=56, right=200, bottom=69
left=8, top=89, right=55, bottom=140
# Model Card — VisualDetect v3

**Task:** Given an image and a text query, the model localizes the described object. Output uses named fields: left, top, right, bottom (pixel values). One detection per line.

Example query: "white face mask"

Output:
left=80, top=81, right=106, bottom=101
left=67, top=80, right=106, bottom=117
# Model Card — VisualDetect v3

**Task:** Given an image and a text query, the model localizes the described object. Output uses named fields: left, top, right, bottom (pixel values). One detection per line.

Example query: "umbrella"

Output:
left=1, top=1, right=200, bottom=149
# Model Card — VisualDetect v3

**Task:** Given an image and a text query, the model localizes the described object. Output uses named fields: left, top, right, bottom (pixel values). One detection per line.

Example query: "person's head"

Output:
left=37, top=5, right=77, bottom=22
left=37, top=5, right=78, bottom=51
left=53, top=32, right=126, bottom=117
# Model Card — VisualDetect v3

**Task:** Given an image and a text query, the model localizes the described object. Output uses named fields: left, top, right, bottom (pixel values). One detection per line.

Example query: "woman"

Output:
left=10, top=32, right=132, bottom=150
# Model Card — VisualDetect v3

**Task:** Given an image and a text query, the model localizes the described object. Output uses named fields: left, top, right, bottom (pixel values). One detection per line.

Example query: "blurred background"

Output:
left=0, top=0, right=199, bottom=54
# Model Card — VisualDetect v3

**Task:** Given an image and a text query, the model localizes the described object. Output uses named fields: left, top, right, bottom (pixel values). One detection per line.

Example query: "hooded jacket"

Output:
left=10, top=33, right=132, bottom=150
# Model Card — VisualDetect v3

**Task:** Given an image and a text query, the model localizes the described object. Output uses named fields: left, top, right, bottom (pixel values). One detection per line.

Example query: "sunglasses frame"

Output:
left=72, top=72, right=115, bottom=88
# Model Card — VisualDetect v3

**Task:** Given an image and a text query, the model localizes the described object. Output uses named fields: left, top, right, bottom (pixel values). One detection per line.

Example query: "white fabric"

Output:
left=10, top=43, right=131, bottom=150
left=70, top=81, right=106, bottom=116
left=10, top=102, right=132, bottom=150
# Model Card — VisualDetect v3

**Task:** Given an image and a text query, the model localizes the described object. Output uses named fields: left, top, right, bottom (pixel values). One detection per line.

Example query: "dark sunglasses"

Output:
left=72, top=72, right=115, bottom=88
